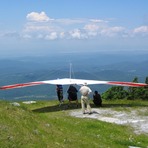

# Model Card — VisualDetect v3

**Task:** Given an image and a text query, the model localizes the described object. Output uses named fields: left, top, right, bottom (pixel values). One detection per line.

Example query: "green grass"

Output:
left=0, top=99, right=148, bottom=148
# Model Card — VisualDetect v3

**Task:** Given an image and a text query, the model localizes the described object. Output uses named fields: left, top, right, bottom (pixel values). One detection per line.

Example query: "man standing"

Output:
left=56, top=85, right=63, bottom=105
left=79, top=83, right=92, bottom=114
left=67, top=85, right=78, bottom=107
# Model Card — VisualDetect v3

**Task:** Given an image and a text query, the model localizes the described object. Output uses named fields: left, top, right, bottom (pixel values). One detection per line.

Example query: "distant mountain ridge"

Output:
left=0, top=56, right=147, bottom=100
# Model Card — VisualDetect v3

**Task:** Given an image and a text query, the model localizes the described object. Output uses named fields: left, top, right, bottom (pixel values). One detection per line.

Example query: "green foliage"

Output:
left=126, top=77, right=148, bottom=100
left=102, top=76, right=148, bottom=100
left=102, top=86, right=128, bottom=100
left=145, top=76, right=148, bottom=84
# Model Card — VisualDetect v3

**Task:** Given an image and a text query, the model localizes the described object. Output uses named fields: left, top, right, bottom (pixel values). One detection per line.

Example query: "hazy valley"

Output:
left=0, top=52, right=148, bottom=100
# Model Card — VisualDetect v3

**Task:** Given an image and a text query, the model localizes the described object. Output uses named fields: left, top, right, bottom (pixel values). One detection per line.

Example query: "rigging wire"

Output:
left=70, top=63, right=75, bottom=79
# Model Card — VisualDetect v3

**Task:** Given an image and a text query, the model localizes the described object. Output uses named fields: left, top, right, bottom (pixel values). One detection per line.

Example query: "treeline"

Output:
left=102, top=77, right=148, bottom=100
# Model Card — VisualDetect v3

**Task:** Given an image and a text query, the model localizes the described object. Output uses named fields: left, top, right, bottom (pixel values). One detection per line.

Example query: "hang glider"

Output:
left=0, top=78, right=147, bottom=90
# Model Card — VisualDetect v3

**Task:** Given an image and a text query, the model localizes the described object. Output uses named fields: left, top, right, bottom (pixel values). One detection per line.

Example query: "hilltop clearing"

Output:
left=0, top=100, right=148, bottom=148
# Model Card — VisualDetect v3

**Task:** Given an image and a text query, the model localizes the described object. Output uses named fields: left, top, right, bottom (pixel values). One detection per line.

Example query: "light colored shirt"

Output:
left=79, top=85, right=92, bottom=96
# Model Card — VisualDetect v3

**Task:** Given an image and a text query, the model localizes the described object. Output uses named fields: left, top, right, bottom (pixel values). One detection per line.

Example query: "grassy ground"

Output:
left=0, top=99, right=148, bottom=148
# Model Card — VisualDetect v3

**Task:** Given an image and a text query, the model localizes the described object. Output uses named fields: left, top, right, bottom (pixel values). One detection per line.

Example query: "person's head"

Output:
left=83, top=82, right=87, bottom=86
left=94, top=91, right=98, bottom=94
left=57, top=85, right=62, bottom=88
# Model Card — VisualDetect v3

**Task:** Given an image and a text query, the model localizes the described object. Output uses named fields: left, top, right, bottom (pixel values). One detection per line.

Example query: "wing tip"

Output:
left=0, top=81, right=45, bottom=90
left=107, top=81, right=148, bottom=87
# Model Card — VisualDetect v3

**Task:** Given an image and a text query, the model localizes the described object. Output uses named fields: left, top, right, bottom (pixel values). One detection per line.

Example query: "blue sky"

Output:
left=0, top=0, right=148, bottom=57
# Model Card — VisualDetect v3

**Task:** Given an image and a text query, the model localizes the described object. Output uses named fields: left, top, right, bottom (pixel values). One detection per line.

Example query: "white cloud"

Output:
left=55, top=18, right=85, bottom=25
left=90, top=19, right=108, bottom=23
left=84, top=24, right=100, bottom=32
left=87, top=31, right=98, bottom=37
left=24, top=24, right=54, bottom=33
left=69, top=29, right=81, bottom=39
left=84, top=23, right=126, bottom=37
left=83, top=24, right=100, bottom=37
left=19, top=12, right=148, bottom=41
left=26, top=12, right=52, bottom=22
left=24, top=13, right=128, bottom=40
left=59, top=32, right=65, bottom=39
left=100, top=26, right=125, bottom=37
left=133, top=26, right=148, bottom=34
left=1, top=31, right=20, bottom=38
left=45, top=32, right=58, bottom=40
left=69, top=29, right=88, bottom=39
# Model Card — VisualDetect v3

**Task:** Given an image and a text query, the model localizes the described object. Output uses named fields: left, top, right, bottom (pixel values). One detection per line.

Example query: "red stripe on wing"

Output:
left=107, top=81, right=147, bottom=87
left=0, top=82, right=45, bottom=90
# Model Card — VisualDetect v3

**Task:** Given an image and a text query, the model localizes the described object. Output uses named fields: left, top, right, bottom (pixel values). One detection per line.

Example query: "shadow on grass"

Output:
left=32, top=101, right=148, bottom=113
left=32, top=102, right=81, bottom=113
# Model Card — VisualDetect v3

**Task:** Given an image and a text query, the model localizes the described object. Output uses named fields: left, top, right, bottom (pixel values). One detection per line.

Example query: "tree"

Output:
left=142, top=76, right=148, bottom=100
left=102, top=76, right=148, bottom=100
left=126, top=77, right=148, bottom=100
left=127, top=77, right=141, bottom=100
left=102, top=86, right=127, bottom=100
left=145, top=76, right=148, bottom=84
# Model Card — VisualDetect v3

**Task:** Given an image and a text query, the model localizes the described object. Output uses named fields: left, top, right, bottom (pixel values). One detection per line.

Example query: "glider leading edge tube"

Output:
left=0, top=78, right=147, bottom=90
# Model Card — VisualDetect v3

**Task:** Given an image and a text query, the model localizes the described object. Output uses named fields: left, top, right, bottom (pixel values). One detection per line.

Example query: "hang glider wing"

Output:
left=0, top=81, right=45, bottom=90
left=46, top=78, right=147, bottom=87
left=0, top=78, right=147, bottom=90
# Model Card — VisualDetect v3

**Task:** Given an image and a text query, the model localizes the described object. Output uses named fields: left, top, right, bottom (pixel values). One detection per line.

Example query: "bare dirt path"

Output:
left=70, top=107, right=148, bottom=135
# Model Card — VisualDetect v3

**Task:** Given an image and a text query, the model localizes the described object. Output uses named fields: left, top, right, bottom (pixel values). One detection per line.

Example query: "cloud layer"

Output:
left=1, top=11, right=148, bottom=41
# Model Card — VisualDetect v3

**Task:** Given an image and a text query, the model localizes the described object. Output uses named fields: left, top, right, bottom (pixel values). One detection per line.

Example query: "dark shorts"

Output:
left=68, top=93, right=77, bottom=101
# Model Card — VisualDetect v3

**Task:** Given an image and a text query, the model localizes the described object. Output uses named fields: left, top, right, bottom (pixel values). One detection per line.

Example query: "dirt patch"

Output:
left=70, top=108, right=148, bottom=135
